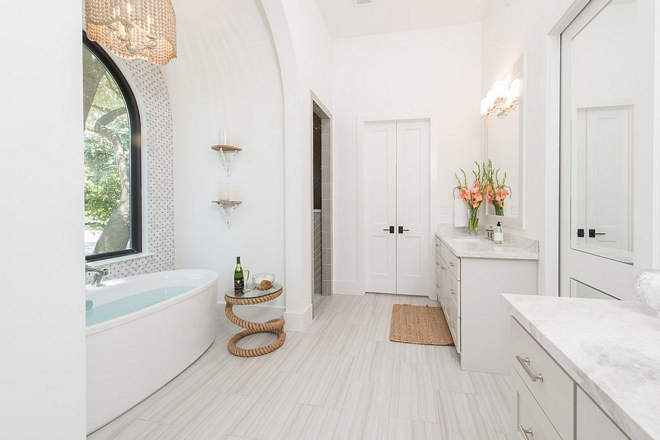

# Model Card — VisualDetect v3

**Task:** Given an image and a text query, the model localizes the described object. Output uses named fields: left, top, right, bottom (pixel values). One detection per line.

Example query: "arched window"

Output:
left=83, top=32, right=142, bottom=261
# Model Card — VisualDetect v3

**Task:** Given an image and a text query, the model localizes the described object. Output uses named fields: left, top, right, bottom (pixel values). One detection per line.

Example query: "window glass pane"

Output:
left=83, top=45, right=133, bottom=256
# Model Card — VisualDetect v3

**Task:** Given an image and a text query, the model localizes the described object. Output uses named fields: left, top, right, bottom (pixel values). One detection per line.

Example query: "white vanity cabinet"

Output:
left=435, top=239, right=461, bottom=353
left=510, top=317, right=630, bottom=440
left=435, top=227, right=538, bottom=374
left=576, top=387, right=628, bottom=440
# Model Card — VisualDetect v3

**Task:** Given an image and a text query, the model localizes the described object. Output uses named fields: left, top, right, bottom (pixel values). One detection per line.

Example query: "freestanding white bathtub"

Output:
left=85, top=269, right=219, bottom=434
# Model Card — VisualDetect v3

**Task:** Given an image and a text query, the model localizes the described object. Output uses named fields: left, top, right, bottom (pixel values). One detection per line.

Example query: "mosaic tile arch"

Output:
left=86, top=59, right=175, bottom=283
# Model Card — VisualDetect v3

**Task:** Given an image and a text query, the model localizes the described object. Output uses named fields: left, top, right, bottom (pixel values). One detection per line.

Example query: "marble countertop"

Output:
left=435, top=224, right=538, bottom=260
left=503, top=294, right=660, bottom=440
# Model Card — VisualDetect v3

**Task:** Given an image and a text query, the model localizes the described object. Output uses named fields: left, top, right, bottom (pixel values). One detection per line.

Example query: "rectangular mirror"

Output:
left=486, top=54, right=524, bottom=230
left=569, top=0, right=635, bottom=265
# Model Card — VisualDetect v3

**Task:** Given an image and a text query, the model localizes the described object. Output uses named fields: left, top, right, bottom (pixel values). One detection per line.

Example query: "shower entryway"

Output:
left=311, top=96, right=333, bottom=310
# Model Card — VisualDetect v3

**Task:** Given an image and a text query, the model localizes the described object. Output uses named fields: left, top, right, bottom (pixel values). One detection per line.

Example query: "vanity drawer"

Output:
left=511, top=318, right=574, bottom=440
left=435, top=263, right=443, bottom=307
left=445, top=294, right=460, bottom=353
left=439, top=241, right=461, bottom=280
left=447, top=271, right=461, bottom=317
left=512, top=366, right=562, bottom=440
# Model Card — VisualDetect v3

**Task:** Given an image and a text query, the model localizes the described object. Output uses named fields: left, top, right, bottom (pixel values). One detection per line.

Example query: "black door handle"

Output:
left=577, top=228, right=585, bottom=238
left=588, top=229, right=606, bottom=238
left=398, top=226, right=410, bottom=234
left=382, top=226, right=394, bottom=234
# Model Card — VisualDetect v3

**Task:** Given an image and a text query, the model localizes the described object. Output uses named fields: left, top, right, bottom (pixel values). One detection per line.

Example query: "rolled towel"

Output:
left=86, top=299, right=94, bottom=311
left=453, top=198, right=468, bottom=228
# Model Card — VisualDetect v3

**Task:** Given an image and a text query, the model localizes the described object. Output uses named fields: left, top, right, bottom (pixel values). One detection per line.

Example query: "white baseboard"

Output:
left=283, top=303, right=313, bottom=333
left=217, top=302, right=312, bottom=333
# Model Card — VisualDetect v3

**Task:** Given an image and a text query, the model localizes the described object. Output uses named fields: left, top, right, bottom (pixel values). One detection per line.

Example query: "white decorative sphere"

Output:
left=633, top=270, right=660, bottom=318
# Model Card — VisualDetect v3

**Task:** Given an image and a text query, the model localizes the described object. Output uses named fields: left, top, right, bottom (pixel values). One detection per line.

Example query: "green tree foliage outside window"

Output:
left=83, top=37, right=140, bottom=258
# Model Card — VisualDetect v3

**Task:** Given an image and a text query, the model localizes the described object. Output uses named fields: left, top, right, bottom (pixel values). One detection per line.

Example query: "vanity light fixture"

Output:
left=481, top=77, right=520, bottom=119
left=85, top=0, right=177, bottom=66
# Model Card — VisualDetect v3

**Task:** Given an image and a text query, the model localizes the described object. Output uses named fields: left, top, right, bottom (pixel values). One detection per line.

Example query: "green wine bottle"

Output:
left=234, top=256, right=244, bottom=293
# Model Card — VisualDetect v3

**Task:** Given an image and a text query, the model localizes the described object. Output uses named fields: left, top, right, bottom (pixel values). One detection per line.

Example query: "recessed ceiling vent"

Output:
left=354, top=0, right=374, bottom=6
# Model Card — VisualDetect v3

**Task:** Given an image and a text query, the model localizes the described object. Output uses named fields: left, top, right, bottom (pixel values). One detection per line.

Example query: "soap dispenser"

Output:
left=494, top=222, right=503, bottom=244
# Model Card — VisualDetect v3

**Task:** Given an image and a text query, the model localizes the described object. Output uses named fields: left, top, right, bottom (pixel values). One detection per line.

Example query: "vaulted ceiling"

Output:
left=315, top=0, right=491, bottom=39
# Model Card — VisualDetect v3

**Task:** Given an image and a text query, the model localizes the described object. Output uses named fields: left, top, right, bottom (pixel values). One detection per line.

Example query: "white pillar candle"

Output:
left=220, top=181, right=231, bottom=201
left=220, top=127, right=230, bottom=146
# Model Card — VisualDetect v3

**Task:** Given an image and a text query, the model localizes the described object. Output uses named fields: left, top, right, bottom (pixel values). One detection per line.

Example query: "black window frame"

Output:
left=84, top=31, right=142, bottom=262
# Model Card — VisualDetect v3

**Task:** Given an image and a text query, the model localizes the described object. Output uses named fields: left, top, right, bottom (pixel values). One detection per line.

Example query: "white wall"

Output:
left=0, top=0, right=86, bottom=438
left=331, top=24, right=482, bottom=294
left=482, top=0, right=581, bottom=297
left=280, top=0, right=333, bottom=106
left=163, top=0, right=286, bottom=311
left=261, top=0, right=334, bottom=327
left=482, top=0, right=660, bottom=295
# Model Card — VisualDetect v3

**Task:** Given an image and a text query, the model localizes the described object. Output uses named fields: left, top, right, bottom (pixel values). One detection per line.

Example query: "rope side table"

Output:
left=224, top=284, right=286, bottom=357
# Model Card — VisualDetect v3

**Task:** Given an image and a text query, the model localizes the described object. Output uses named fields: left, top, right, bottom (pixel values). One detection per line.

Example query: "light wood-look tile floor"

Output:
left=88, top=293, right=512, bottom=440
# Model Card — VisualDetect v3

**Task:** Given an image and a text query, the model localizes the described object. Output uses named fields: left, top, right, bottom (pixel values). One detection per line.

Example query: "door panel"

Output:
left=364, top=120, right=429, bottom=296
left=397, top=121, right=429, bottom=295
left=584, top=109, right=631, bottom=251
left=365, top=123, right=397, bottom=293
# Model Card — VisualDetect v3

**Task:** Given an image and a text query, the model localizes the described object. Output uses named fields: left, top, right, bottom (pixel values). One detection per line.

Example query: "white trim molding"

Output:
left=283, top=304, right=313, bottom=332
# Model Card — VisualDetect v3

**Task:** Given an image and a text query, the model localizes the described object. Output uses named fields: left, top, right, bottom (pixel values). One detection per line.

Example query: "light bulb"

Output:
left=493, top=80, right=508, bottom=99
left=481, top=98, right=490, bottom=116
left=509, top=79, right=520, bottom=99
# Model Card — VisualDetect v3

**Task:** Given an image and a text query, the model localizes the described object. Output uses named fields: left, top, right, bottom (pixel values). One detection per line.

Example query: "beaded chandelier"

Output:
left=85, top=0, right=176, bottom=66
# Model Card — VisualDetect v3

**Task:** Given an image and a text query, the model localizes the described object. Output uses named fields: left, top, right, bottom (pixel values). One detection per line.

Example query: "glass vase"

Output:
left=468, top=206, right=479, bottom=234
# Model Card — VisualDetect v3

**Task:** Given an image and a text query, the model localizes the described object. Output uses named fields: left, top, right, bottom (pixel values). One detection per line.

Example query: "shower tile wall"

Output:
left=314, top=211, right=322, bottom=294
left=86, top=59, right=175, bottom=283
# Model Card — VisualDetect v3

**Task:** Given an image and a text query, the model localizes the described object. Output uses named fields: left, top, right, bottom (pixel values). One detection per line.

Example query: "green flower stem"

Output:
left=468, top=206, right=479, bottom=232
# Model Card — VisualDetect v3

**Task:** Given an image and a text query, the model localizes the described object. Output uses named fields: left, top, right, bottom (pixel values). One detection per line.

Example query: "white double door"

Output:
left=364, top=121, right=429, bottom=296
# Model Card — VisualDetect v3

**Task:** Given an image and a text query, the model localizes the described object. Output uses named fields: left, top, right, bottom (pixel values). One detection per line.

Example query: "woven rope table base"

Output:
left=224, top=290, right=286, bottom=357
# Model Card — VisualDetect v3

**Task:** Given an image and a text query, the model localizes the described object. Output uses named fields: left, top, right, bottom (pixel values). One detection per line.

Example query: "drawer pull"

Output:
left=441, top=265, right=446, bottom=270
left=449, top=262, right=455, bottom=267
left=516, top=356, right=544, bottom=382
left=518, top=424, right=534, bottom=440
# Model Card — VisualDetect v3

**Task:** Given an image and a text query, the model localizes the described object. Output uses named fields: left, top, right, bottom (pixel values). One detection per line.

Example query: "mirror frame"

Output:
left=485, top=53, right=525, bottom=230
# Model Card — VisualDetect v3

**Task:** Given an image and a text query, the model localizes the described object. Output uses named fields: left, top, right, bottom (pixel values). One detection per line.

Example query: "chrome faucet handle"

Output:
left=85, top=265, right=108, bottom=286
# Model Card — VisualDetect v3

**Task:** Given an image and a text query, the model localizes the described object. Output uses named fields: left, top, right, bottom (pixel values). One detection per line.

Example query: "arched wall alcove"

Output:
left=164, top=0, right=314, bottom=331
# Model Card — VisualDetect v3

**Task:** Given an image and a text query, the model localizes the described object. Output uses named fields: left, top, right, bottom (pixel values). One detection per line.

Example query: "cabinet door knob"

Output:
left=518, top=425, right=533, bottom=440
left=450, top=289, right=456, bottom=296
left=516, top=356, right=544, bottom=382
left=449, top=262, right=455, bottom=267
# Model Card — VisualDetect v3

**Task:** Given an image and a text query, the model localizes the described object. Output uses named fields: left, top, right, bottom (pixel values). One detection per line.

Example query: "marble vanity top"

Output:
left=435, top=224, right=538, bottom=260
left=503, top=294, right=660, bottom=440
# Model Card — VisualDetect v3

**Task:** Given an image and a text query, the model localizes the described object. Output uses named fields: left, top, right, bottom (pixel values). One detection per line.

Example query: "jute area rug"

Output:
left=389, top=304, right=454, bottom=346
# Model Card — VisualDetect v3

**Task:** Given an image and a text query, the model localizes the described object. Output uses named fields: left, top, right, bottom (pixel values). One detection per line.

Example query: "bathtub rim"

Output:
left=86, top=269, right=219, bottom=336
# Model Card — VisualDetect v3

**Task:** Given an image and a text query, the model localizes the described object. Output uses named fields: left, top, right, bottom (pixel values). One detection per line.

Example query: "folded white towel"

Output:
left=453, top=198, right=468, bottom=228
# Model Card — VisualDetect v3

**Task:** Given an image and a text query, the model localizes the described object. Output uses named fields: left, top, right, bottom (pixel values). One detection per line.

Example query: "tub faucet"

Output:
left=85, top=264, right=108, bottom=286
